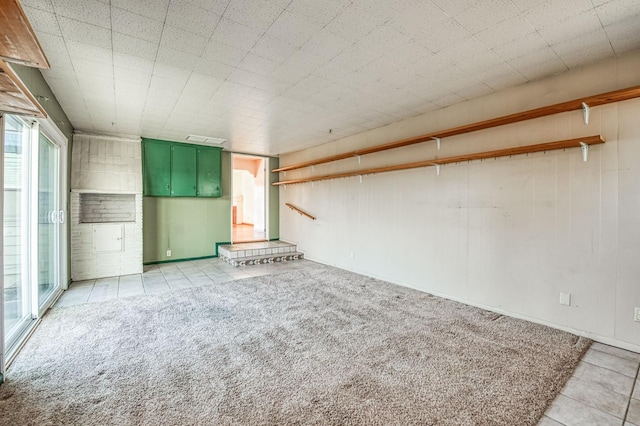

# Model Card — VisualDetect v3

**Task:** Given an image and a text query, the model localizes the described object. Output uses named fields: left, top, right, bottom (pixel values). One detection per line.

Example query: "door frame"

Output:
left=230, top=153, right=269, bottom=243
left=0, top=113, right=68, bottom=373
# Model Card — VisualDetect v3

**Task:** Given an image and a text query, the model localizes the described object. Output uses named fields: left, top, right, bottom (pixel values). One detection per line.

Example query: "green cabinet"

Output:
left=171, top=144, right=197, bottom=197
left=143, top=140, right=171, bottom=196
left=197, top=147, right=221, bottom=197
left=143, top=139, right=222, bottom=198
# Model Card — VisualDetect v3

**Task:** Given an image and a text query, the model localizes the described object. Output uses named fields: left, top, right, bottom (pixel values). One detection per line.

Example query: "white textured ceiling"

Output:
left=21, top=0, right=640, bottom=156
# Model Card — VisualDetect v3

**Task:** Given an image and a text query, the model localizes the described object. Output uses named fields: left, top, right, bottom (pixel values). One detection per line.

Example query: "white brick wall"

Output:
left=70, top=134, right=143, bottom=280
left=71, top=134, right=142, bottom=193
left=80, top=193, right=135, bottom=223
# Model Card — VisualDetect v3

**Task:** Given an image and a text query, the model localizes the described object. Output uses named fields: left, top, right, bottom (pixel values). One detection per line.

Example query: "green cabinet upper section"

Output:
left=142, top=138, right=222, bottom=198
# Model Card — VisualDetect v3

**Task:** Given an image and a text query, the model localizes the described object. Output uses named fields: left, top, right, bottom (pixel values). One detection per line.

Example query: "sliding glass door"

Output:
left=36, top=133, right=59, bottom=309
left=2, top=114, right=66, bottom=367
left=3, top=115, right=33, bottom=348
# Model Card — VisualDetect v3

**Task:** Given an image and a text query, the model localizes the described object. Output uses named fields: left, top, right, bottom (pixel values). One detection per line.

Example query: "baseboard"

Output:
left=143, top=254, right=217, bottom=265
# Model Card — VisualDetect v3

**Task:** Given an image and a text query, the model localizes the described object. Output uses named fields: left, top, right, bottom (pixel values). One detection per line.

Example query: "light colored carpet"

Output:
left=0, top=265, right=589, bottom=425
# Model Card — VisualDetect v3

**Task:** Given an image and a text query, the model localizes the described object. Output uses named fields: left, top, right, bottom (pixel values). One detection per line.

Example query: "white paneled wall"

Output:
left=280, top=51, right=640, bottom=351
left=70, top=134, right=143, bottom=280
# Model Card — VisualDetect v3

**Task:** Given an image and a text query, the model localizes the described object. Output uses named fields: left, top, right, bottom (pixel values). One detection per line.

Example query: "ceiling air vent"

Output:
left=185, top=135, right=226, bottom=146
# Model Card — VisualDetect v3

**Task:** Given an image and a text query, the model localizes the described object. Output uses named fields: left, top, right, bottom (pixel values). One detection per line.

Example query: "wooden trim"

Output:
left=273, top=136, right=604, bottom=186
left=273, top=86, right=640, bottom=173
left=0, top=58, right=46, bottom=117
left=285, top=203, right=316, bottom=220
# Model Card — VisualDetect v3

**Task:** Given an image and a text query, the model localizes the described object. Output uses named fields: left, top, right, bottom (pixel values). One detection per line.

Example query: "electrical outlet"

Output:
left=559, top=292, right=571, bottom=306
left=635, top=307, right=640, bottom=322
left=166, top=249, right=172, bottom=257
left=349, top=251, right=354, bottom=259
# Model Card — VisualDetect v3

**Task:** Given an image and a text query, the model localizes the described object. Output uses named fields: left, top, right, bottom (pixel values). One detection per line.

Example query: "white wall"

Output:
left=280, top=50, right=640, bottom=352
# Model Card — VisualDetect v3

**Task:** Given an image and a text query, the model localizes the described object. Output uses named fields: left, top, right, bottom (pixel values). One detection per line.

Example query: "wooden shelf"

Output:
left=0, top=59, right=46, bottom=117
left=273, top=86, right=639, bottom=173
left=0, top=0, right=50, bottom=68
left=273, top=136, right=604, bottom=186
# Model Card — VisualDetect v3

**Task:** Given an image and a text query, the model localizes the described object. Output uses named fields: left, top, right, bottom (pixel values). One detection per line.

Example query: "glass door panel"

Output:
left=36, top=133, right=59, bottom=308
left=3, top=116, right=32, bottom=345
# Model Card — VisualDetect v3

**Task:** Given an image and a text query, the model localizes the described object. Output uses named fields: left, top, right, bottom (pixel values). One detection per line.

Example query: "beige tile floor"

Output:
left=56, top=258, right=640, bottom=425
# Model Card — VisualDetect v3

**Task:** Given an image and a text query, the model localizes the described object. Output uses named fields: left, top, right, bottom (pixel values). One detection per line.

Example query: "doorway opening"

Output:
left=231, top=154, right=267, bottom=243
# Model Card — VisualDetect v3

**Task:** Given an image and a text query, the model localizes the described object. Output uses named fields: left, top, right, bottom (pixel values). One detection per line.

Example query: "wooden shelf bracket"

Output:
left=579, top=142, right=589, bottom=162
left=432, top=137, right=441, bottom=150
left=582, top=102, right=590, bottom=125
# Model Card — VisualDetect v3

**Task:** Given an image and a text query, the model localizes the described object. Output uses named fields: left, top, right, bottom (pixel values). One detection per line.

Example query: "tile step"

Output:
left=218, top=241, right=297, bottom=260
left=220, top=252, right=304, bottom=267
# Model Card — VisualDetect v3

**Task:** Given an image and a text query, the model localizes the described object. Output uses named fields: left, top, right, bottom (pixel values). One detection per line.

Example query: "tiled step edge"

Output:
left=220, top=252, right=304, bottom=267
left=218, top=245, right=297, bottom=259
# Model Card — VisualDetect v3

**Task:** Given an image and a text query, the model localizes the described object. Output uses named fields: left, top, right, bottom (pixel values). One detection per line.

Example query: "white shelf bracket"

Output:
left=429, top=163, right=441, bottom=176
left=581, top=102, right=590, bottom=125
left=311, top=165, right=315, bottom=173
left=357, top=155, right=361, bottom=164
left=359, top=175, right=363, bottom=183
left=431, top=137, right=441, bottom=150
left=579, top=142, right=589, bottom=162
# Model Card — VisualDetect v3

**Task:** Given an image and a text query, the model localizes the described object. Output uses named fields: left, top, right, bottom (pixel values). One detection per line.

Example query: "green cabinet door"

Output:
left=171, top=144, right=197, bottom=196
left=143, top=141, right=171, bottom=196
left=197, top=147, right=221, bottom=197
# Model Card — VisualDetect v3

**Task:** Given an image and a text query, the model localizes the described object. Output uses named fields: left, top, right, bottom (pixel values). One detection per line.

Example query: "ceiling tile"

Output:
left=537, top=11, right=603, bottom=46
left=111, top=0, right=170, bottom=22
left=201, top=42, right=248, bottom=67
left=263, top=11, right=322, bottom=48
left=211, top=17, right=263, bottom=51
left=193, top=58, right=234, bottom=80
left=166, top=0, right=222, bottom=38
left=224, top=0, right=286, bottom=33
left=596, top=0, right=640, bottom=26
left=160, top=25, right=208, bottom=57
left=113, top=52, right=155, bottom=74
left=285, top=0, right=350, bottom=26
left=23, top=7, right=62, bottom=36
left=111, top=7, right=163, bottom=43
left=51, top=0, right=111, bottom=29
left=112, top=32, right=159, bottom=61
left=604, top=15, right=640, bottom=54
left=474, top=16, right=536, bottom=49
left=250, top=36, right=297, bottom=62
left=184, top=0, right=231, bottom=16
left=237, top=53, right=279, bottom=76
left=324, top=4, right=386, bottom=43
left=66, top=40, right=112, bottom=63
left=453, top=0, right=521, bottom=34
left=156, top=45, right=200, bottom=71
left=58, top=16, right=111, bottom=49
left=411, top=18, right=472, bottom=53
left=20, top=0, right=55, bottom=13
left=524, top=0, right=594, bottom=30
left=491, top=33, right=549, bottom=61
left=300, top=29, right=351, bottom=60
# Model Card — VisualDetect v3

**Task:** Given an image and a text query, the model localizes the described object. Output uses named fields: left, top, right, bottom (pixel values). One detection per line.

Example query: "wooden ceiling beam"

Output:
left=0, top=58, right=46, bottom=117
left=273, top=86, right=640, bottom=173
left=0, top=0, right=50, bottom=68
left=272, top=136, right=604, bottom=186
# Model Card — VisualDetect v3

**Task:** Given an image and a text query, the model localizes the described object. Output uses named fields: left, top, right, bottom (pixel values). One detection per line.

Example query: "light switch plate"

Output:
left=559, top=292, right=571, bottom=306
